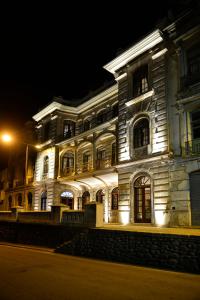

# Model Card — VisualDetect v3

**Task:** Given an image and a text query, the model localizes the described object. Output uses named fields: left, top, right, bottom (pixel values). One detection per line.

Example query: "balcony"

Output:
left=96, top=156, right=112, bottom=170
left=184, top=139, right=200, bottom=156
left=77, top=162, right=93, bottom=174
left=60, top=167, right=74, bottom=177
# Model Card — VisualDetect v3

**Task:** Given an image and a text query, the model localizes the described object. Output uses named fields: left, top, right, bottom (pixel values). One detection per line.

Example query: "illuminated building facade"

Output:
left=32, top=8, right=200, bottom=227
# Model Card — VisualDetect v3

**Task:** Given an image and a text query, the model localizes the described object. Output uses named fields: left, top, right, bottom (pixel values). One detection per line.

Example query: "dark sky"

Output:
left=0, top=0, right=194, bottom=167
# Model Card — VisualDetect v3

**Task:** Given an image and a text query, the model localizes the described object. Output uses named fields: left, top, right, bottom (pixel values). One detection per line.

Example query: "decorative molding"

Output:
left=126, top=90, right=154, bottom=107
left=33, top=84, right=118, bottom=122
left=115, top=73, right=127, bottom=81
left=51, top=115, right=58, bottom=120
left=152, top=48, right=168, bottom=60
left=103, top=30, right=163, bottom=74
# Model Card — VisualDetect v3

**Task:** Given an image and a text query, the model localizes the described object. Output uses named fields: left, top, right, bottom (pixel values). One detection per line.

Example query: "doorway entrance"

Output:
left=60, top=191, right=74, bottom=209
left=134, top=176, right=151, bottom=223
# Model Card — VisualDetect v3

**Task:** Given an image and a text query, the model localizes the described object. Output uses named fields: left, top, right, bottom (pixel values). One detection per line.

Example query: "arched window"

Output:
left=111, top=188, right=119, bottom=210
left=41, top=191, right=47, bottom=210
left=43, top=156, right=49, bottom=175
left=62, top=152, right=74, bottom=175
left=60, top=191, right=74, bottom=209
left=112, top=103, right=118, bottom=118
left=18, top=193, right=22, bottom=207
left=96, top=190, right=104, bottom=203
left=132, top=65, right=149, bottom=97
left=82, top=151, right=91, bottom=172
left=134, top=118, right=149, bottom=148
left=63, top=120, right=75, bottom=139
left=82, top=191, right=90, bottom=209
left=97, top=110, right=106, bottom=125
left=28, top=192, right=32, bottom=211
left=83, top=119, right=91, bottom=132
left=134, top=176, right=151, bottom=223
left=8, top=196, right=12, bottom=210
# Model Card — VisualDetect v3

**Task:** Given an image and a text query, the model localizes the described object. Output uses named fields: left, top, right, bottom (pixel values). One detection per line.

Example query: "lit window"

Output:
left=134, top=119, right=149, bottom=148
left=62, top=152, right=74, bottom=174
left=43, top=156, right=49, bottom=174
left=132, top=65, right=149, bottom=97
left=63, top=120, right=75, bottom=139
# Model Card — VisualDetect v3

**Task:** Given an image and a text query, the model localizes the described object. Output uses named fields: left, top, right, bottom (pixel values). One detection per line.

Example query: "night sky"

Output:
left=0, top=0, right=194, bottom=167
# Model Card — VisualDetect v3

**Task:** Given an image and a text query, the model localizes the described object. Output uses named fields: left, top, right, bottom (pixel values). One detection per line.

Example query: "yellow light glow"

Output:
left=1, top=133, right=12, bottom=143
left=35, top=144, right=42, bottom=149
left=154, top=210, right=169, bottom=226
left=119, top=211, right=130, bottom=225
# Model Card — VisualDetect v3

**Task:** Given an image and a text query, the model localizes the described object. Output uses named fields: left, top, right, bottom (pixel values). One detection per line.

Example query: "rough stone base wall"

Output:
left=58, top=229, right=200, bottom=274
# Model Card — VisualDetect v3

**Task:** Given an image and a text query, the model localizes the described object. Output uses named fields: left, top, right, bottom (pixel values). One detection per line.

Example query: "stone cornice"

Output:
left=103, top=30, right=163, bottom=75
left=33, top=84, right=118, bottom=122
left=126, top=90, right=154, bottom=107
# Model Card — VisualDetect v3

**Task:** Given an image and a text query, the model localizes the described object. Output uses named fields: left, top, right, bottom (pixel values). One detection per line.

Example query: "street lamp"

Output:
left=1, top=132, right=40, bottom=185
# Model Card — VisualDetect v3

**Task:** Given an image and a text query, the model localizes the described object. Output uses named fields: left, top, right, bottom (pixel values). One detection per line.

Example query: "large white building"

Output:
left=18, top=7, right=200, bottom=227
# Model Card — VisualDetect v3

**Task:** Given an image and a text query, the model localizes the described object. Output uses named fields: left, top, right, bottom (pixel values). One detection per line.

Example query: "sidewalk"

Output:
left=100, top=224, right=200, bottom=236
left=0, top=242, right=54, bottom=252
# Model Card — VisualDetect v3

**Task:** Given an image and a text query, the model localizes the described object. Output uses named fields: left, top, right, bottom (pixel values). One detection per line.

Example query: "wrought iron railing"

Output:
left=184, top=139, right=200, bottom=156
left=96, top=156, right=112, bottom=170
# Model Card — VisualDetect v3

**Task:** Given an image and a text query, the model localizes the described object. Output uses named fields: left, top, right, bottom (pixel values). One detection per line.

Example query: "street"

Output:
left=0, top=244, right=199, bottom=300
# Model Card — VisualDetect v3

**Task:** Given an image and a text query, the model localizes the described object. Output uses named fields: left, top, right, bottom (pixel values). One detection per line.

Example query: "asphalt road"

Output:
left=0, top=244, right=199, bottom=300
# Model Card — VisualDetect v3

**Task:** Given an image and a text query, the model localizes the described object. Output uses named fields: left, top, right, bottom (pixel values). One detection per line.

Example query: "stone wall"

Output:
left=0, top=221, right=88, bottom=247
left=57, top=228, right=200, bottom=274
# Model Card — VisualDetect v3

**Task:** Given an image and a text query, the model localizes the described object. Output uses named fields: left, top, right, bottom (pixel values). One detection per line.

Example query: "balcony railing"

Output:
left=96, top=156, right=112, bottom=170
left=77, top=162, right=93, bottom=174
left=60, top=167, right=74, bottom=177
left=184, top=139, right=200, bottom=156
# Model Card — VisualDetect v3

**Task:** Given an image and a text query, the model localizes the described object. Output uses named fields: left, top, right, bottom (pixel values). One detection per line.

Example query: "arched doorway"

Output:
left=8, top=196, right=12, bottom=210
left=28, top=192, right=32, bottom=211
left=110, top=187, right=119, bottom=223
left=41, top=191, right=47, bottom=210
left=60, top=191, right=74, bottom=209
left=82, top=191, right=90, bottom=209
left=190, top=170, right=200, bottom=225
left=18, top=193, right=22, bottom=207
left=96, top=190, right=104, bottom=203
left=134, top=176, right=151, bottom=223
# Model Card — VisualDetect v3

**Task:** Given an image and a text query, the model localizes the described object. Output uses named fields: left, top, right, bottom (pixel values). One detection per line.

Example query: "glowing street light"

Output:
left=1, top=133, right=12, bottom=143
left=1, top=131, right=40, bottom=185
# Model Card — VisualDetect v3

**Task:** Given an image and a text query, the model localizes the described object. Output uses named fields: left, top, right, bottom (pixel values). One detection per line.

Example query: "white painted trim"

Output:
left=103, top=30, right=163, bottom=74
left=36, top=124, right=42, bottom=129
left=115, top=73, right=127, bottom=81
left=126, top=90, right=154, bottom=107
left=33, top=85, right=118, bottom=122
left=116, top=154, right=169, bottom=169
left=51, top=115, right=58, bottom=120
left=152, top=48, right=168, bottom=60
left=37, top=139, right=52, bottom=149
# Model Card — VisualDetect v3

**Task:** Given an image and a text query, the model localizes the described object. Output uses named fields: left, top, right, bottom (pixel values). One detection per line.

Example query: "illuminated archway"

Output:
left=60, top=191, right=74, bottom=209
left=134, top=176, right=151, bottom=223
